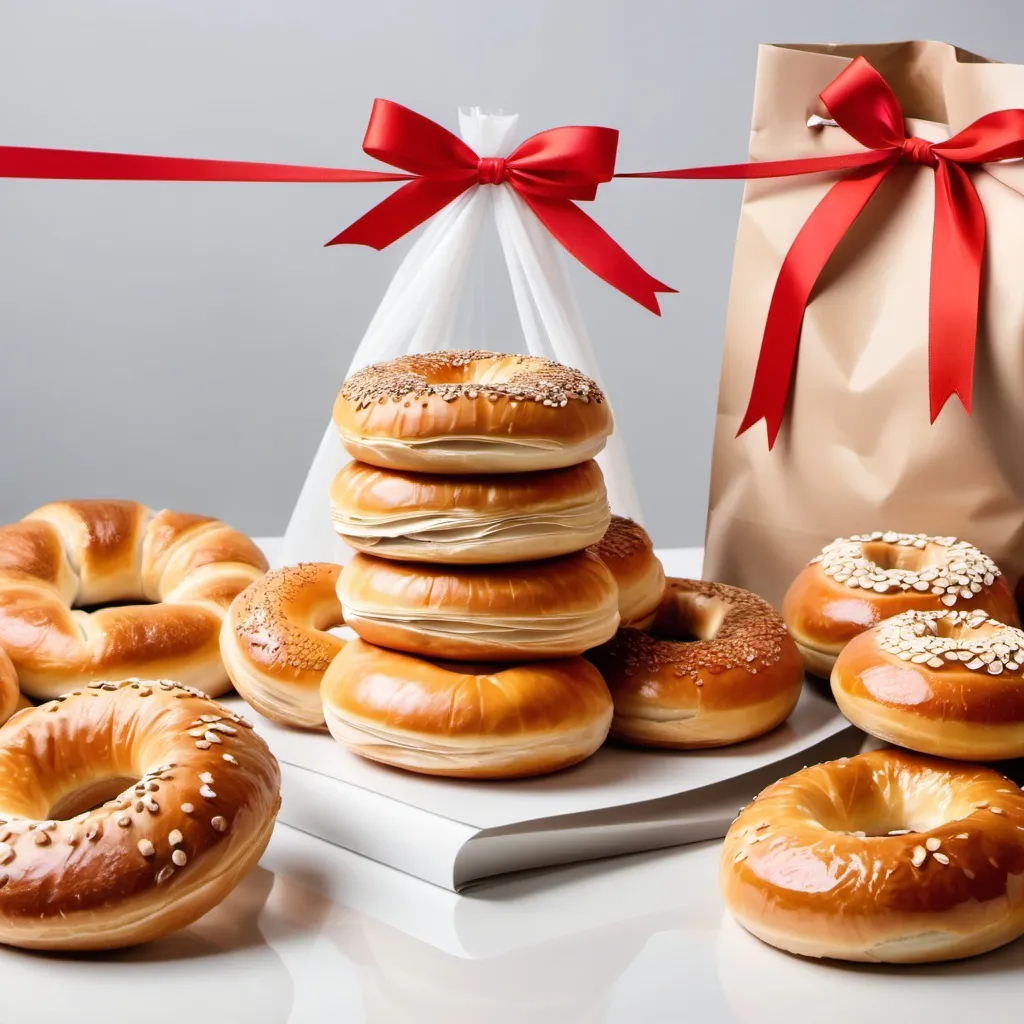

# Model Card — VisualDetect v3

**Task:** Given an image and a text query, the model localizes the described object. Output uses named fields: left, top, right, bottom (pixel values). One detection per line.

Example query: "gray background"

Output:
left=1, top=0, right=1020, bottom=546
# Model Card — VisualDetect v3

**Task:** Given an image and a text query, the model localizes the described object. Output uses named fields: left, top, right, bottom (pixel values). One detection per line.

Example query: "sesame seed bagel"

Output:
left=0, top=500, right=269, bottom=701
left=721, top=749, right=1024, bottom=963
left=221, top=563, right=345, bottom=730
left=783, top=532, right=1019, bottom=679
left=588, top=515, right=665, bottom=629
left=321, top=639, right=613, bottom=778
left=587, top=578, right=804, bottom=748
left=832, top=609, right=1024, bottom=760
left=333, top=350, right=613, bottom=474
left=330, top=460, right=610, bottom=564
left=338, top=550, right=620, bottom=661
left=0, top=649, right=18, bottom=728
left=0, top=679, right=280, bottom=950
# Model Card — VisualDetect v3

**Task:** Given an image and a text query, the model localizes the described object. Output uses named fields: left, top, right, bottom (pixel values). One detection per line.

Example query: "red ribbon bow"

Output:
left=621, top=56, right=1024, bottom=447
left=0, top=99, right=673, bottom=314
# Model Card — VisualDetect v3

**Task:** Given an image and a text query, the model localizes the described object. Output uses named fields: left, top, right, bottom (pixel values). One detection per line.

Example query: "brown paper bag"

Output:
left=704, top=40, right=1024, bottom=609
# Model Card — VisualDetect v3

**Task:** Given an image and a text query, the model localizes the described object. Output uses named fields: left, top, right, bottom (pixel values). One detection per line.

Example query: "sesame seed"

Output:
left=210, top=816, right=228, bottom=833
left=171, top=850, right=187, bottom=867
left=181, top=803, right=194, bottom=815
left=911, top=846, right=927, bottom=867
left=222, top=753, right=238, bottom=765
left=156, top=866, right=174, bottom=884
left=990, top=807, right=1004, bottom=815
left=86, top=825, right=102, bottom=842
left=33, top=832, right=50, bottom=846
left=925, top=837, right=941, bottom=851
left=933, top=853, right=950, bottom=865
left=118, top=816, right=132, bottom=828
left=955, top=833, right=969, bottom=839
left=195, top=741, right=212, bottom=750
left=137, top=839, right=155, bottom=858
left=168, top=829, right=183, bottom=845
left=199, top=772, right=214, bottom=785
left=200, top=785, right=216, bottom=800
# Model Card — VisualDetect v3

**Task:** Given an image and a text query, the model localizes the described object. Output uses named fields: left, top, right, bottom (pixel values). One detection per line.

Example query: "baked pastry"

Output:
left=221, top=563, right=346, bottom=729
left=331, top=460, right=610, bottom=564
left=338, top=550, right=619, bottom=660
left=321, top=639, right=613, bottom=778
left=721, top=748, right=1024, bottom=962
left=0, top=501, right=268, bottom=700
left=831, top=608, right=1024, bottom=760
left=588, top=515, right=665, bottom=628
left=0, top=679, right=280, bottom=950
left=0, top=648, right=18, bottom=727
left=783, top=532, right=1019, bottom=678
left=588, top=578, right=804, bottom=748
left=333, top=350, right=612, bottom=474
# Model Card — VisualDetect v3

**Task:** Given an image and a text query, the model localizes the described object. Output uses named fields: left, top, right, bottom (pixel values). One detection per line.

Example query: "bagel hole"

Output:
left=48, top=776, right=136, bottom=820
left=650, top=591, right=727, bottom=643
left=860, top=541, right=948, bottom=574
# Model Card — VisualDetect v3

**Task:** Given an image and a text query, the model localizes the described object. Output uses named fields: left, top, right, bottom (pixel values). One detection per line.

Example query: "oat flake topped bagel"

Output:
left=783, top=531, right=1019, bottom=679
left=0, top=679, right=280, bottom=950
left=333, top=350, right=613, bottom=473
left=832, top=609, right=1024, bottom=760
left=0, top=500, right=268, bottom=701
left=721, top=749, right=1024, bottom=963
left=588, top=578, right=804, bottom=748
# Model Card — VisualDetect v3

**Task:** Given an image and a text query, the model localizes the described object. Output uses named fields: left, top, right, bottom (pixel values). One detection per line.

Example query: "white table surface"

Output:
left=5, top=544, right=1019, bottom=1022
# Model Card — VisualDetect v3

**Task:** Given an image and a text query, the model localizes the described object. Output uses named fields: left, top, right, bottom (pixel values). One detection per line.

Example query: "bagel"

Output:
left=330, top=460, right=610, bottom=564
left=221, top=563, right=345, bottom=729
left=588, top=515, right=665, bottom=629
left=321, top=639, right=613, bottom=778
left=0, top=679, right=280, bottom=950
left=721, top=748, right=1024, bottom=962
left=783, top=532, right=1019, bottom=679
left=333, top=350, right=612, bottom=474
left=587, top=578, right=804, bottom=748
left=831, top=608, right=1024, bottom=760
left=338, top=550, right=620, bottom=661
left=0, top=501, right=268, bottom=700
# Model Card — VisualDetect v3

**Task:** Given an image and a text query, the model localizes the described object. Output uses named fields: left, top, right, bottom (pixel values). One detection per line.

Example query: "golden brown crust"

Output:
left=338, top=550, right=620, bottom=660
left=832, top=609, right=1024, bottom=759
left=588, top=577, right=804, bottom=748
left=588, top=516, right=665, bottom=627
left=0, top=679, right=280, bottom=950
left=783, top=533, right=1020, bottom=678
left=0, top=501, right=269, bottom=701
left=332, top=351, right=613, bottom=473
left=331, top=460, right=610, bottom=564
left=0, top=648, right=18, bottom=727
left=221, top=563, right=346, bottom=729
left=321, top=639, right=613, bottom=778
left=720, top=749, right=1024, bottom=962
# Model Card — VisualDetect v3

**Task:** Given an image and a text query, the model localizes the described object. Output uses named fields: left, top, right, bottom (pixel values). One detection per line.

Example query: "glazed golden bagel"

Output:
left=333, top=351, right=613, bottom=474
left=783, top=532, right=1019, bottom=679
left=0, top=501, right=268, bottom=701
left=338, top=550, right=620, bottom=661
left=331, top=460, right=610, bottom=564
left=832, top=609, right=1024, bottom=760
left=721, top=749, right=1024, bottom=963
left=0, top=679, right=280, bottom=951
left=588, top=578, right=804, bottom=748
left=221, top=563, right=346, bottom=729
left=321, top=639, right=613, bottom=778
left=0, top=648, right=18, bottom=727
left=588, top=515, right=665, bottom=629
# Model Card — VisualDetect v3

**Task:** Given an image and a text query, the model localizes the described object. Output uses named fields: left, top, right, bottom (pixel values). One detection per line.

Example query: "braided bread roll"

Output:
left=0, top=501, right=268, bottom=700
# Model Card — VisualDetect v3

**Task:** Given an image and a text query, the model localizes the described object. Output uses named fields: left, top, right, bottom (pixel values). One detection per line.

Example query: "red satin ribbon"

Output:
left=619, top=55, right=1024, bottom=447
left=0, top=100, right=673, bottom=315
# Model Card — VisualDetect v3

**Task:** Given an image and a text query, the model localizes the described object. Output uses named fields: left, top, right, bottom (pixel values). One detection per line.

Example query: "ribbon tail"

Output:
left=518, top=193, right=675, bottom=314
left=738, top=160, right=897, bottom=448
left=0, top=145, right=412, bottom=183
left=325, top=177, right=471, bottom=249
left=928, top=160, right=985, bottom=421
